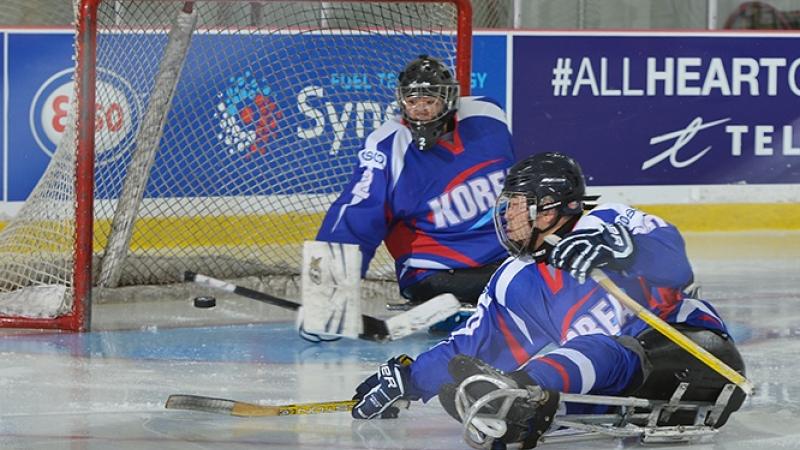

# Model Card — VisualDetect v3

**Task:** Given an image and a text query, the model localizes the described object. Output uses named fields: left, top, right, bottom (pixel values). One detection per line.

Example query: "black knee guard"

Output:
left=620, top=325, right=747, bottom=428
left=402, top=262, right=501, bottom=306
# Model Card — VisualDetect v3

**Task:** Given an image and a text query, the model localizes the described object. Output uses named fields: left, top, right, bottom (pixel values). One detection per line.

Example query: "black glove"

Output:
left=548, top=222, right=635, bottom=283
left=352, top=354, right=414, bottom=419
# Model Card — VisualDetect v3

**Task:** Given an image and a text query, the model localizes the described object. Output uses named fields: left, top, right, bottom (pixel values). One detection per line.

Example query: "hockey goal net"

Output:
left=0, top=0, right=473, bottom=330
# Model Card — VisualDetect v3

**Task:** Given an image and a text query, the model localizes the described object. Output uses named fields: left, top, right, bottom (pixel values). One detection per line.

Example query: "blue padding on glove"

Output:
left=549, top=223, right=635, bottom=283
left=352, top=354, right=414, bottom=419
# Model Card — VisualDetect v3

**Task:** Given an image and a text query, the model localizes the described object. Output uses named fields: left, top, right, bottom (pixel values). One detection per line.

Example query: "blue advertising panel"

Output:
left=7, top=32, right=74, bottom=201
left=472, top=34, right=506, bottom=107
left=4, top=32, right=506, bottom=201
left=0, top=37, right=4, bottom=200
left=512, top=33, right=800, bottom=185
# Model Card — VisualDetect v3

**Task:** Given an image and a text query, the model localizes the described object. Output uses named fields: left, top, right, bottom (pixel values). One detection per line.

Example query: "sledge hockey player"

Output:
left=316, top=55, right=513, bottom=315
left=350, top=152, right=747, bottom=448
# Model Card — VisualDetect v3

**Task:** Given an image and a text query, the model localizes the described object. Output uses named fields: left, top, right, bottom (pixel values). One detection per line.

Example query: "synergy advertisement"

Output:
left=512, top=32, right=800, bottom=185
left=3, top=31, right=506, bottom=201
left=4, top=30, right=800, bottom=205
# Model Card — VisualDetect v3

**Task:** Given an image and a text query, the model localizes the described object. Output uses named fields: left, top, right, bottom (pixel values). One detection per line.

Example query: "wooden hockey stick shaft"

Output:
left=543, top=236, right=754, bottom=395
left=591, top=271, right=753, bottom=395
left=165, top=394, right=356, bottom=417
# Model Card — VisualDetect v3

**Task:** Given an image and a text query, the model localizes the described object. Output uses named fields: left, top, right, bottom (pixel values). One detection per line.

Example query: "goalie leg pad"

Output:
left=300, top=241, right=363, bottom=339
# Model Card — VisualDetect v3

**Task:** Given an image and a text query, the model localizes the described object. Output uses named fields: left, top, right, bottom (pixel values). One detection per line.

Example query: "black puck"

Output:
left=193, top=296, right=216, bottom=308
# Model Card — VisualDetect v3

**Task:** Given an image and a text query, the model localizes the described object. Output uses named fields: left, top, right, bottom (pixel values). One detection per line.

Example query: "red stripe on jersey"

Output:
left=538, top=263, right=563, bottom=294
left=443, top=158, right=504, bottom=193
left=638, top=277, right=660, bottom=308
left=657, top=287, right=682, bottom=306
left=698, top=314, right=722, bottom=327
left=560, top=286, right=600, bottom=341
left=658, top=303, right=677, bottom=320
left=439, top=121, right=464, bottom=155
left=496, top=311, right=529, bottom=366
left=385, top=219, right=479, bottom=267
left=384, top=204, right=393, bottom=225
left=537, top=356, right=571, bottom=392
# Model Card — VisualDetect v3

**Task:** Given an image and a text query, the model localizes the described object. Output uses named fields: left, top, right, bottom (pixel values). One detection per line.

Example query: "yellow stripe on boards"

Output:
left=0, top=204, right=797, bottom=252
left=638, top=203, right=800, bottom=232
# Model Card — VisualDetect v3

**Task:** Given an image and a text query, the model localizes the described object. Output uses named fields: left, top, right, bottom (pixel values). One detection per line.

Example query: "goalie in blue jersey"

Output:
left=317, top=55, right=514, bottom=310
left=351, top=152, right=747, bottom=448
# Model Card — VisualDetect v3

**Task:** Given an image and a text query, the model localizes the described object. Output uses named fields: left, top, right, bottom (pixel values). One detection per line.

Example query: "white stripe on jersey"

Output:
left=576, top=203, right=669, bottom=236
left=331, top=121, right=405, bottom=232
left=387, top=123, right=412, bottom=190
left=544, top=348, right=596, bottom=394
left=507, top=307, right=534, bottom=345
left=494, top=258, right=533, bottom=307
left=365, top=118, right=405, bottom=153
left=676, top=297, right=721, bottom=324
left=493, top=258, right=536, bottom=344
left=401, top=258, right=453, bottom=270
left=457, top=97, right=510, bottom=130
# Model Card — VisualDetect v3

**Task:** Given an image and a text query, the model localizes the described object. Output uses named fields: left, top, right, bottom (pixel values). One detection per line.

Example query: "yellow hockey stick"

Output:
left=545, top=235, right=754, bottom=395
left=165, top=394, right=356, bottom=417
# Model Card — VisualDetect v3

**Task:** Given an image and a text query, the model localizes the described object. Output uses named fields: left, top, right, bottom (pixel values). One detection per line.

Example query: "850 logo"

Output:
left=30, top=67, right=142, bottom=165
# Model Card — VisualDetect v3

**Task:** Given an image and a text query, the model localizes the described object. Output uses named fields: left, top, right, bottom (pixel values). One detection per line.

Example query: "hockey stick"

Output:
left=544, top=235, right=754, bottom=395
left=165, top=394, right=356, bottom=417
left=184, top=271, right=460, bottom=341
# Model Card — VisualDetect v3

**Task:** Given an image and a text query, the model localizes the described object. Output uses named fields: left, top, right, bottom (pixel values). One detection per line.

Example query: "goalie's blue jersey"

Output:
left=316, top=97, right=513, bottom=290
left=408, top=203, right=731, bottom=401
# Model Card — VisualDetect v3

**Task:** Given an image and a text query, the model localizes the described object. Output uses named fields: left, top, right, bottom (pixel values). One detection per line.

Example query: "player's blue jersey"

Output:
left=316, top=97, right=513, bottom=290
left=408, top=203, right=730, bottom=401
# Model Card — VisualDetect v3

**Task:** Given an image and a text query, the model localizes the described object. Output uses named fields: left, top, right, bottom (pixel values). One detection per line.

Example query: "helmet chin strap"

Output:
left=529, top=214, right=580, bottom=262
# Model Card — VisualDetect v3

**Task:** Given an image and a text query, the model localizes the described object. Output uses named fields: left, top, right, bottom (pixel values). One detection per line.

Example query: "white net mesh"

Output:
left=0, top=0, right=471, bottom=323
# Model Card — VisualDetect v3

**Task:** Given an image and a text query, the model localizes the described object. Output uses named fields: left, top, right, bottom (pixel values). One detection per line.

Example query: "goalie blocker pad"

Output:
left=300, top=241, right=363, bottom=339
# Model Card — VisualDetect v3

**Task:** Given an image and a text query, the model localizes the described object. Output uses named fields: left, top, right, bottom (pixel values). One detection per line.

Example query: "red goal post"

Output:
left=0, top=0, right=473, bottom=331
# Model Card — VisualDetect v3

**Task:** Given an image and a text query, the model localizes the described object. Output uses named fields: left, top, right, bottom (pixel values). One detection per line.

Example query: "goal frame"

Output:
left=1, top=0, right=473, bottom=331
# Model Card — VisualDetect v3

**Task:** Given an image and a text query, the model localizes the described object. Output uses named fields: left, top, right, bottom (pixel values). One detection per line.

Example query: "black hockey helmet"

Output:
left=396, top=55, right=459, bottom=150
left=493, top=152, right=597, bottom=258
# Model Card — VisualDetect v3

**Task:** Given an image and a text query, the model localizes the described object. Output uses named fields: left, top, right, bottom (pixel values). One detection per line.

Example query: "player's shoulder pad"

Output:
left=575, top=202, right=631, bottom=229
left=488, top=256, right=544, bottom=307
left=457, top=96, right=509, bottom=127
left=578, top=202, right=671, bottom=235
left=360, top=118, right=409, bottom=171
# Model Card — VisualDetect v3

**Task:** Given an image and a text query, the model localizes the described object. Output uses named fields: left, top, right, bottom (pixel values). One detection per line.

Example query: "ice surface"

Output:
left=0, top=231, right=798, bottom=449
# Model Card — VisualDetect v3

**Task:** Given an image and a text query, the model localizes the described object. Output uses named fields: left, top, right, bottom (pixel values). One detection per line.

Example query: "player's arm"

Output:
left=550, top=203, right=693, bottom=288
left=407, top=266, right=554, bottom=402
left=316, top=144, right=393, bottom=276
left=350, top=306, right=500, bottom=417
left=351, top=265, right=554, bottom=417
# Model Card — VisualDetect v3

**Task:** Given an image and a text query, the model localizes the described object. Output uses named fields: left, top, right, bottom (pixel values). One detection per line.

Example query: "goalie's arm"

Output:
left=316, top=137, right=396, bottom=277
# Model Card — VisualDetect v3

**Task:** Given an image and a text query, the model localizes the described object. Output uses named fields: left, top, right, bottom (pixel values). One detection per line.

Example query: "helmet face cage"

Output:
left=494, top=192, right=536, bottom=256
left=396, top=55, right=459, bottom=150
left=495, top=152, right=591, bottom=258
left=494, top=191, right=564, bottom=257
left=397, top=83, right=460, bottom=125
